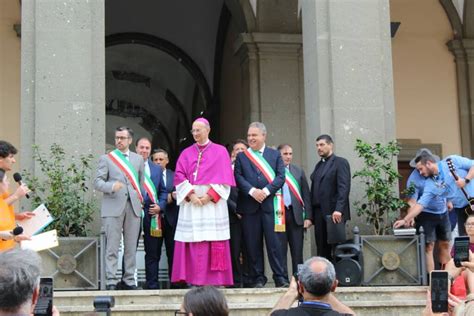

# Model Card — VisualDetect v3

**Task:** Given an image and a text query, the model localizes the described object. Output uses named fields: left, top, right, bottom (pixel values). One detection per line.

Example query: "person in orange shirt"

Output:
left=0, top=168, right=31, bottom=250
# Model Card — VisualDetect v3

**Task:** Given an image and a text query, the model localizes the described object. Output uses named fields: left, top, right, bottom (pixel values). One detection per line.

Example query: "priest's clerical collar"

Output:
left=197, top=139, right=210, bottom=146
left=321, top=154, right=333, bottom=162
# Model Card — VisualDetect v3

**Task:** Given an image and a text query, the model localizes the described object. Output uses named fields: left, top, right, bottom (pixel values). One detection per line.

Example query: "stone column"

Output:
left=301, top=0, right=397, bottom=233
left=235, top=33, right=306, bottom=166
left=448, top=39, right=473, bottom=157
left=21, top=0, right=105, bottom=231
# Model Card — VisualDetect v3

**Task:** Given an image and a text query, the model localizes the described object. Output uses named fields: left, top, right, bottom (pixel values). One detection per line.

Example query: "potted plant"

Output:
left=352, top=139, right=425, bottom=286
left=352, top=139, right=407, bottom=235
left=23, top=144, right=99, bottom=290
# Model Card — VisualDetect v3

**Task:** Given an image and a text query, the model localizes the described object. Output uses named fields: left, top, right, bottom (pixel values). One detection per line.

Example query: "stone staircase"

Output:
left=54, top=286, right=427, bottom=315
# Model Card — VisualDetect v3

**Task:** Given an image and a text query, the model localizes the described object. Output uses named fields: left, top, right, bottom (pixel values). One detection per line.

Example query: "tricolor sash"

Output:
left=108, top=149, right=143, bottom=202
left=285, top=168, right=306, bottom=220
left=143, top=173, right=162, bottom=238
left=244, top=149, right=285, bottom=232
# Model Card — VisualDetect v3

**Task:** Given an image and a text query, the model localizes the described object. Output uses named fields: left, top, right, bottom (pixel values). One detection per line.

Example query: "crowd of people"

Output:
left=5, top=117, right=474, bottom=314
left=92, top=119, right=352, bottom=290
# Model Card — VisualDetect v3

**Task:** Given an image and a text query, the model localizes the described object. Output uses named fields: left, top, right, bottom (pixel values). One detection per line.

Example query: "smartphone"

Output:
left=33, top=277, right=53, bottom=316
left=454, top=236, right=470, bottom=268
left=431, top=271, right=449, bottom=313
left=294, top=264, right=304, bottom=281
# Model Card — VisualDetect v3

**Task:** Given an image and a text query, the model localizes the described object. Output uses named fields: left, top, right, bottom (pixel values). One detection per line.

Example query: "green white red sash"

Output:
left=285, top=168, right=306, bottom=220
left=143, top=172, right=163, bottom=238
left=244, top=149, right=285, bottom=232
left=108, top=149, right=143, bottom=202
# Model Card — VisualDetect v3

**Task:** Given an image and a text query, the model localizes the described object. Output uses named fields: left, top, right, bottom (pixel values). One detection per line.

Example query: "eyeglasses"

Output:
left=174, top=311, right=187, bottom=315
left=115, top=136, right=130, bottom=141
left=465, top=223, right=474, bottom=227
left=190, top=129, right=203, bottom=134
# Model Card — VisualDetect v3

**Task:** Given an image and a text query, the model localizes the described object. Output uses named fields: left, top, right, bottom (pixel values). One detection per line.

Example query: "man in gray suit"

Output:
left=94, top=126, right=144, bottom=290
left=277, top=144, right=313, bottom=281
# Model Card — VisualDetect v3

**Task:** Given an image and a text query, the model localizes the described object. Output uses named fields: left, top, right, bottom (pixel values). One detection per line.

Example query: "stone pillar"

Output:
left=301, top=0, right=397, bottom=233
left=448, top=39, right=473, bottom=157
left=235, top=33, right=306, bottom=166
left=21, top=0, right=105, bottom=231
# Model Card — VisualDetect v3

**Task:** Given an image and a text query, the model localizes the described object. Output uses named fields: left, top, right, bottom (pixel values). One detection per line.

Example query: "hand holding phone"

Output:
left=34, top=277, right=53, bottom=316
left=431, top=271, right=449, bottom=313
left=454, top=236, right=470, bottom=268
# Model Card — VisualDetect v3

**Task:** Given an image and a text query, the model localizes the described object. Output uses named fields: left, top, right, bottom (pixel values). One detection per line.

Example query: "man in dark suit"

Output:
left=152, top=149, right=179, bottom=285
left=136, top=138, right=167, bottom=289
left=234, top=122, right=288, bottom=288
left=277, top=144, right=313, bottom=279
left=310, top=134, right=351, bottom=262
left=227, top=139, right=249, bottom=287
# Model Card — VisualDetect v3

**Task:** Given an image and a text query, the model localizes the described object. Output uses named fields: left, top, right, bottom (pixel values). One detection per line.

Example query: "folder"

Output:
left=325, top=215, right=346, bottom=244
left=17, top=204, right=54, bottom=236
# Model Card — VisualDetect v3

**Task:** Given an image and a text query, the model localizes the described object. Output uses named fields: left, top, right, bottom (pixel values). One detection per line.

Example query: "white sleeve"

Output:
left=176, top=180, right=194, bottom=205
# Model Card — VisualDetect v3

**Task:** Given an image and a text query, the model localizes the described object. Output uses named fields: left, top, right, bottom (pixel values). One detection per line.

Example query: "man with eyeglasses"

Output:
left=94, top=126, right=145, bottom=290
left=172, top=118, right=235, bottom=286
left=394, top=152, right=474, bottom=239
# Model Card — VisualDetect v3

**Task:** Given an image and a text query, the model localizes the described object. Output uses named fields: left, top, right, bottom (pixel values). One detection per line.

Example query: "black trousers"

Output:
left=455, top=206, right=469, bottom=236
left=314, top=210, right=334, bottom=262
left=278, top=206, right=304, bottom=280
left=143, top=214, right=164, bottom=289
left=241, top=210, right=286, bottom=285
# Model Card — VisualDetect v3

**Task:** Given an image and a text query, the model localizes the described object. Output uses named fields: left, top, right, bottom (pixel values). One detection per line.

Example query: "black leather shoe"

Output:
left=106, top=284, right=117, bottom=290
left=254, top=282, right=265, bottom=288
left=118, top=281, right=139, bottom=290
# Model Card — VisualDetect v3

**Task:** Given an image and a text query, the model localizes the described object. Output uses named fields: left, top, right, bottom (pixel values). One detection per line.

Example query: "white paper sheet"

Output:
left=20, top=229, right=59, bottom=252
left=17, top=204, right=54, bottom=236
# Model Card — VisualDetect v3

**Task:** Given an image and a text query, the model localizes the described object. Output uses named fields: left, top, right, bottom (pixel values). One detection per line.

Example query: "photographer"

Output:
left=269, top=256, right=354, bottom=315
left=0, top=248, right=59, bottom=316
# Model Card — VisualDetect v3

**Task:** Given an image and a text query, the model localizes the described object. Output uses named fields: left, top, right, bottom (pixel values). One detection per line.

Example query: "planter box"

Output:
left=360, top=235, right=427, bottom=286
left=39, top=237, right=99, bottom=290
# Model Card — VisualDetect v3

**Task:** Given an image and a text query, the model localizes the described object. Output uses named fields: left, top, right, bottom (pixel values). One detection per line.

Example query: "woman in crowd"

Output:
left=0, top=168, right=31, bottom=250
left=176, top=286, right=229, bottom=316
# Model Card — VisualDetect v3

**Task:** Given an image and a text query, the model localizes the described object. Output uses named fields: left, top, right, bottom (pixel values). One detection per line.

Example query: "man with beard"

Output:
left=310, top=135, right=351, bottom=261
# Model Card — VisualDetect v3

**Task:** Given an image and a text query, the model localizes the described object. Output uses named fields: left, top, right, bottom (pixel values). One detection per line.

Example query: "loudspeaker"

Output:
left=334, top=243, right=362, bottom=286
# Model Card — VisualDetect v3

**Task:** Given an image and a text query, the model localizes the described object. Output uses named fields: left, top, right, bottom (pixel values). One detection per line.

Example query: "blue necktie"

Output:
left=283, top=182, right=291, bottom=207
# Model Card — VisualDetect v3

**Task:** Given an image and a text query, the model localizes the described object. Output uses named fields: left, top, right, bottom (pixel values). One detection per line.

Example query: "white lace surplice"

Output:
left=175, top=180, right=230, bottom=242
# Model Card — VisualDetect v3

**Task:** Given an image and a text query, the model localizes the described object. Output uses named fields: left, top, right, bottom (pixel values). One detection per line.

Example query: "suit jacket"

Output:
left=94, top=151, right=145, bottom=217
left=234, top=147, right=286, bottom=214
left=143, top=160, right=167, bottom=215
left=164, top=168, right=179, bottom=227
left=286, top=164, right=313, bottom=226
left=310, top=155, right=351, bottom=220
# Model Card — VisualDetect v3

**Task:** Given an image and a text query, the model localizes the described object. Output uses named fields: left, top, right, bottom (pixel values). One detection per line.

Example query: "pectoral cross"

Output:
left=193, top=151, right=203, bottom=181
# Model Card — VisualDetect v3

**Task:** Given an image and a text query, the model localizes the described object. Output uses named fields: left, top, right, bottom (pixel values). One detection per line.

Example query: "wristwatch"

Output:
left=465, top=177, right=471, bottom=184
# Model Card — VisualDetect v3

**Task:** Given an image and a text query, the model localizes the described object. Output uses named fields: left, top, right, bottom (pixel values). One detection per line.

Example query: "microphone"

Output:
left=12, top=226, right=23, bottom=236
left=13, top=173, right=30, bottom=199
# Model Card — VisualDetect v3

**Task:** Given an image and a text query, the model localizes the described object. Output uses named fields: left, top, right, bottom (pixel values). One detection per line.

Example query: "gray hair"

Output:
left=0, top=249, right=42, bottom=313
left=299, top=256, right=336, bottom=297
left=248, top=122, right=267, bottom=135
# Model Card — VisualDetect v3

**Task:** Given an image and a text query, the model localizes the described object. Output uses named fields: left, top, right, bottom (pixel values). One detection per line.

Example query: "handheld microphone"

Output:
left=12, top=226, right=23, bottom=236
left=13, top=173, right=30, bottom=199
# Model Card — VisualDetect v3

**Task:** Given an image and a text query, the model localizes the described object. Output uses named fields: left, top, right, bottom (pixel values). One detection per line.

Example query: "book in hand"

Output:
left=393, top=228, right=417, bottom=236
left=17, top=204, right=54, bottom=236
left=325, top=215, right=346, bottom=244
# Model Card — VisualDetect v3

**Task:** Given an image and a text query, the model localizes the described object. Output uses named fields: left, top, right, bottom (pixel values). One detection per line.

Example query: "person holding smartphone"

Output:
left=269, top=256, right=355, bottom=315
left=0, top=248, right=60, bottom=316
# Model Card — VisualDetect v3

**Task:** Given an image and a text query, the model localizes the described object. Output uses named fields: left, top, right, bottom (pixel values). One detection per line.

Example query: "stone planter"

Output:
left=359, top=234, right=427, bottom=286
left=39, top=237, right=99, bottom=290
